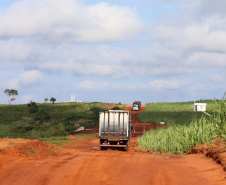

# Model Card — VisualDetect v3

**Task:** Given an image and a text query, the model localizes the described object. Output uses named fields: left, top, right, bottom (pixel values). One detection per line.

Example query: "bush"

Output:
left=34, top=109, right=52, bottom=123
left=89, top=106, right=104, bottom=113
left=27, top=102, right=39, bottom=114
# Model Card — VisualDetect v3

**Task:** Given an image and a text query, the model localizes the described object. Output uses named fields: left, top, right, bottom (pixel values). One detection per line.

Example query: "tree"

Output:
left=50, top=97, right=56, bottom=104
left=44, top=98, right=49, bottom=103
left=4, top=89, right=18, bottom=104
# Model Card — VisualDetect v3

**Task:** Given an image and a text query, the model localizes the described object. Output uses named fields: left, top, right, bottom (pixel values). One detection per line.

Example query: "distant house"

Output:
left=194, top=102, right=207, bottom=112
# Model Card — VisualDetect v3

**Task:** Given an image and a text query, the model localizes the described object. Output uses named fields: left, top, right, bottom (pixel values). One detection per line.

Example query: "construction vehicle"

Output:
left=99, top=110, right=131, bottom=151
left=132, top=101, right=141, bottom=111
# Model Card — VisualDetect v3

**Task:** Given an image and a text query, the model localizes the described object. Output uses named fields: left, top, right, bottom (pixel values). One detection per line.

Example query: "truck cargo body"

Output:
left=132, top=101, right=141, bottom=111
left=99, top=110, right=131, bottom=150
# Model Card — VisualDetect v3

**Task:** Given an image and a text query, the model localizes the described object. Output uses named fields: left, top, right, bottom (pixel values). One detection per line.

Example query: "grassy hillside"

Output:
left=0, top=102, right=122, bottom=139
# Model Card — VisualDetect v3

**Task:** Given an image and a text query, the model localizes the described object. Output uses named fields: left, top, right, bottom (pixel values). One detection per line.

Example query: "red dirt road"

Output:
left=0, top=105, right=226, bottom=185
left=0, top=137, right=225, bottom=185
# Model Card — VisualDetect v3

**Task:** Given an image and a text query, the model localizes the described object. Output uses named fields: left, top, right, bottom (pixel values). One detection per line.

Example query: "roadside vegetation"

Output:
left=0, top=102, right=117, bottom=139
left=137, top=97, right=226, bottom=154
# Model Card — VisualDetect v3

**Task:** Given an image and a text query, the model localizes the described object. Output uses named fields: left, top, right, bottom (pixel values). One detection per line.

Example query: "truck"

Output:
left=132, top=101, right=141, bottom=111
left=99, top=110, right=131, bottom=151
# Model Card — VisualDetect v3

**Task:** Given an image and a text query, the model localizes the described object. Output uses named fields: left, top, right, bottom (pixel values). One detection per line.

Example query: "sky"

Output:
left=0, top=0, right=226, bottom=104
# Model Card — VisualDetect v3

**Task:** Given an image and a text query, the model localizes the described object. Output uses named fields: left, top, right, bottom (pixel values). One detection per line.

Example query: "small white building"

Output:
left=194, top=102, right=207, bottom=112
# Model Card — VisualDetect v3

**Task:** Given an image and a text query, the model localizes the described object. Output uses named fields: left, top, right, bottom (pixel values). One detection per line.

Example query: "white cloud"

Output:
left=3, top=0, right=226, bottom=81
left=19, top=70, right=44, bottom=84
left=1, top=70, right=44, bottom=90
left=149, top=79, right=192, bottom=91
left=0, top=0, right=143, bottom=43
left=186, top=52, right=226, bottom=67
left=112, top=83, right=146, bottom=91
left=150, top=22, right=226, bottom=53
left=197, top=0, right=226, bottom=18
left=0, top=39, right=32, bottom=61
left=19, top=94, right=38, bottom=104
left=146, top=0, right=226, bottom=56
left=5, top=79, right=20, bottom=89
left=110, top=79, right=193, bottom=93
left=205, top=74, right=225, bottom=83
left=39, top=61, right=123, bottom=76
left=77, top=80, right=108, bottom=90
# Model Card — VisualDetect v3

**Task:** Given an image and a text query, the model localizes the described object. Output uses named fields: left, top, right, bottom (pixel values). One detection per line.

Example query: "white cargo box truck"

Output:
left=99, top=110, right=131, bottom=151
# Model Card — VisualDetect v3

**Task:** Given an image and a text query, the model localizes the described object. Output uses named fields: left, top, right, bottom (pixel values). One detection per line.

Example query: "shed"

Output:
left=194, top=102, right=207, bottom=112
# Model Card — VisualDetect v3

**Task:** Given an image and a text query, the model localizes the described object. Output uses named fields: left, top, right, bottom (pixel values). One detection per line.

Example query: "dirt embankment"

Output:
left=0, top=139, right=64, bottom=158
left=188, top=139, right=226, bottom=171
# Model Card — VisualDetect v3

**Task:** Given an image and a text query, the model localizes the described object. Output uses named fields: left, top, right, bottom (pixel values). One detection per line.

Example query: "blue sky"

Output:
left=0, top=0, right=226, bottom=104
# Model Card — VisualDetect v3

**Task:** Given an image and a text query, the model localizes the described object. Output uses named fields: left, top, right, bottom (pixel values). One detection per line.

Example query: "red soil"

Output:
left=0, top=105, right=225, bottom=185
